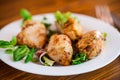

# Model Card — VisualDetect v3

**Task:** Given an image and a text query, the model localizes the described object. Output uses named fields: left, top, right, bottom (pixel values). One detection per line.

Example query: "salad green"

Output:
left=25, top=48, right=35, bottom=63
left=20, top=9, right=32, bottom=26
left=13, top=45, right=29, bottom=61
left=0, top=9, right=105, bottom=66
left=72, top=52, right=88, bottom=65
left=54, top=11, right=71, bottom=28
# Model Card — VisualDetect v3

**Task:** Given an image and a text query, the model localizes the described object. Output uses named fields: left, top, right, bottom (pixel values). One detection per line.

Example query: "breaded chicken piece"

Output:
left=63, top=18, right=82, bottom=40
left=76, top=30, right=105, bottom=59
left=47, top=34, right=73, bottom=66
left=17, top=20, right=47, bottom=49
left=56, top=18, right=82, bottom=41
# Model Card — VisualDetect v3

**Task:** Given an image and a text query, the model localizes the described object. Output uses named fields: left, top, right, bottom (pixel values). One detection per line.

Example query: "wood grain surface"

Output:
left=0, top=0, right=120, bottom=80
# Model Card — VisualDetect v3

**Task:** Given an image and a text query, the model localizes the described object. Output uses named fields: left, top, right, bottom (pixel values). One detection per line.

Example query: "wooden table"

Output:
left=0, top=0, right=120, bottom=80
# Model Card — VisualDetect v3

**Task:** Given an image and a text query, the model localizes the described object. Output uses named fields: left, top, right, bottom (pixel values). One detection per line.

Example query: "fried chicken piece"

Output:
left=76, top=30, right=105, bottom=59
left=56, top=18, right=82, bottom=41
left=47, top=34, right=73, bottom=66
left=17, top=20, right=47, bottom=49
left=63, top=18, right=82, bottom=40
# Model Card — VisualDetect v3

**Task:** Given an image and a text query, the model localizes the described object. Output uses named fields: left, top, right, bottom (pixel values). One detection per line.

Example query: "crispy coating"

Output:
left=47, top=34, right=73, bottom=66
left=76, top=30, right=105, bottom=59
left=63, top=18, right=82, bottom=40
left=17, top=20, right=47, bottom=49
left=56, top=18, right=82, bottom=41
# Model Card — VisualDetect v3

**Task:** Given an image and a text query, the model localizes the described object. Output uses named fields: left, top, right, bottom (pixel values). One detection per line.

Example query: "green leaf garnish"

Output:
left=5, top=49, right=13, bottom=54
left=10, top=36, right=17, bottom=46
left=43, top=16, right=47, bottom=20
left=13, top=45, right=29, bottom=61
left=25, top=48, right=35, bottom=63
left=54, top=11, right=71, bottom=28
left=0, top=40, right=11, bottom=48
left=72, top=52, right=88, bottom=65
left=20, top=9, right=32, bottom=25
left=103, top=32, right=107, bottom=39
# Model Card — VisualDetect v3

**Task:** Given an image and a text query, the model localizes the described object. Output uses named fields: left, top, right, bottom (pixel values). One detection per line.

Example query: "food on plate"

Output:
left=47, top=34, right=73, bottom=66
left=17, top=20, right=47, bottom=49
left=20, top=9, right=32, bottom=24
left=36, top=49, right=55, bottom=66
left=55, top=11, right=82, bottom=40
left=71, top=52, right=88, bottom=65
left=0, top=9, right=107, bottom=66
left=76, top=30, right=105, bottom=59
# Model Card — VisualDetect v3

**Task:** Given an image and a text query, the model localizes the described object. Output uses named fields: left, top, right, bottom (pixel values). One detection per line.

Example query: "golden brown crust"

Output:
left=47, top=34, right=73, bottom=66
left=63, top=18, right=82, bottom=41
left=76, top=30, right=105, bottom=59
left=17, top=20, right=47, bottom=49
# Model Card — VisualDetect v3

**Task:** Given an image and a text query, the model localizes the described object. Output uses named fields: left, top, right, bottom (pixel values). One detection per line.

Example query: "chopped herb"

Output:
left=103, top=32, right=107, bottom=39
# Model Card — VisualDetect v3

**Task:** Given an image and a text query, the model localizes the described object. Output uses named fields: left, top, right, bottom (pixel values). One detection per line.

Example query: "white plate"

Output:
left=0, top=13, right=120, bottom=76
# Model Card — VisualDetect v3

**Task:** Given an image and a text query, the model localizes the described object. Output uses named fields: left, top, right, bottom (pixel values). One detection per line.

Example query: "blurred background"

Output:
left=0, top=0, right=120, bottom=28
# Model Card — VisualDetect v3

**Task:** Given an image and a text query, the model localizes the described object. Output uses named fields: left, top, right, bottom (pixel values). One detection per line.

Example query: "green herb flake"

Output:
left=103, top=32, right=107, bottom=39
left=13, top=45, right=30, bottom=61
